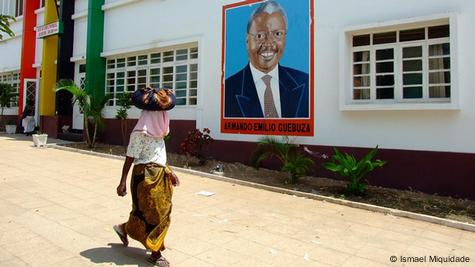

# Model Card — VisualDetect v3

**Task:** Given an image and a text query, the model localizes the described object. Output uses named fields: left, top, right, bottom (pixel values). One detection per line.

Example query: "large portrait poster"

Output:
left=221, top=0, right=314, bottom=136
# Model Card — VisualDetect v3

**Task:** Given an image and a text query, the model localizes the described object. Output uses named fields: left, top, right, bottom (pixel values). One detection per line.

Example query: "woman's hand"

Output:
left=118, top=157, right=134, bottom=197
left=169, top=171, right=180, bottom=187
left=117, top=182, right=127, bottom=197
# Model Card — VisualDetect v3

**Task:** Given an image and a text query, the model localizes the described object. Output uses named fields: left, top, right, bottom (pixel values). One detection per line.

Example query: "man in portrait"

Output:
left=224, top=0, right=309, bottom=118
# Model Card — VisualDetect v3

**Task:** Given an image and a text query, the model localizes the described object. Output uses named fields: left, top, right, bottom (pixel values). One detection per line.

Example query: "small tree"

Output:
left=55, top=80, right=111, bottom=148
left=115, top=92, right=132, bottom=146
left=179, top=128, right=214, bottom=166
left=323, top=146, right=386, bottom=195
left=0, top=15, right=15, bottom=40
left=251, top=136, right=314, bottom=184
left=0, top=83, right=18, bottom=130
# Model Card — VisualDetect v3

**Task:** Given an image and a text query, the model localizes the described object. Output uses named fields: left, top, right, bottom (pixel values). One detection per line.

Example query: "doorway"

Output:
left=23, top=79, right=39, bottom=127
left=72, top=63, right=86, bottom=130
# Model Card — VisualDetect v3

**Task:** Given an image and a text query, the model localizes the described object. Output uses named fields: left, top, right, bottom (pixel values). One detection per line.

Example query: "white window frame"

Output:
left=104, top=44, right=199, bottom=107
left=372, top=43, right=396, bottom=102
left=340, top=14, right=459, bottom=111
left=0, top=0, right=23, bottom=17
left=15, top=0, right=22, bottom=17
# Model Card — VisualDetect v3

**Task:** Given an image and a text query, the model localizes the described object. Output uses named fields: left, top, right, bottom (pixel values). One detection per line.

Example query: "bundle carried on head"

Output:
left=131, top=87, right=176, bottom=111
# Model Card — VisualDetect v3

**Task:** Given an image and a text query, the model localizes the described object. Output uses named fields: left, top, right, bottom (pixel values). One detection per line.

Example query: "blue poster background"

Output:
left=224, top=0, right=310, bottom=79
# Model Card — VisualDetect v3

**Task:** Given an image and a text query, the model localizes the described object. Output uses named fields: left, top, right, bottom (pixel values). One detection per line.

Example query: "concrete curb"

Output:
left=48, top=143, right=124, bottom=160
left=50, top=143, right=475, bottom=233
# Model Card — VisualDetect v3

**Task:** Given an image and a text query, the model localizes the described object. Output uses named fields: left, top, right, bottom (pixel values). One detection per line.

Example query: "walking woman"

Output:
left=114, top=109, right=179, bottom=267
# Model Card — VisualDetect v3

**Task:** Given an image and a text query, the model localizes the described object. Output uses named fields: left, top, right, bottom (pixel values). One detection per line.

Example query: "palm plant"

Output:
left=251, top=136, right=314, bottom=184
left=322, top=146, right=386, bottom=195
left=115, top=92, right=131, bottom=146
left=282, top=153, right=315, bottom=184
left=0, top=15, right=15, bottom=40
left=0, top=83, right=18, bottom=129
left=55, top=79, right=111, bottom=147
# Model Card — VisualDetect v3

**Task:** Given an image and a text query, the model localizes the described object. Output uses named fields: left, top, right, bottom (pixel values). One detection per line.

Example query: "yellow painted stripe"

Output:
left=39, top=0, right=59, bottom=116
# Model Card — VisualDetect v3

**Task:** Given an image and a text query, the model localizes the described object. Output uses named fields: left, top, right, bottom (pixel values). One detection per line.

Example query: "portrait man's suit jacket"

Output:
left=224, top=64, right=309, bottom=118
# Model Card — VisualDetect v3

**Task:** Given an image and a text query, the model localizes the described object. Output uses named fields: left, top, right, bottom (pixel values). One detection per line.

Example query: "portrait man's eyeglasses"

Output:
left=249, top=30, right=287, bottom=42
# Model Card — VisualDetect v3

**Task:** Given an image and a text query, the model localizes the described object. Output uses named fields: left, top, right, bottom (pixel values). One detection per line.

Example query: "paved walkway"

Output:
left=0, top=134, right=474, bottom=267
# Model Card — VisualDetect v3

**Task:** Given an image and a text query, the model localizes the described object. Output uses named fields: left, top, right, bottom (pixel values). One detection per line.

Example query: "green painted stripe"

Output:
left=85, top=0, right=105, bottom=99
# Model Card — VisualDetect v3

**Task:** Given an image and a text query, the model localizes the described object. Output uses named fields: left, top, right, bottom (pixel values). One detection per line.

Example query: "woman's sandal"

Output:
left=113, top=224, right=129, bottom=247
left=147, top=255, right=170, bottom=267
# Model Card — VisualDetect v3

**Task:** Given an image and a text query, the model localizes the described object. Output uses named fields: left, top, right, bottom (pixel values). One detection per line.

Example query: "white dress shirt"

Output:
left=249, top=63, right=281, bottom=118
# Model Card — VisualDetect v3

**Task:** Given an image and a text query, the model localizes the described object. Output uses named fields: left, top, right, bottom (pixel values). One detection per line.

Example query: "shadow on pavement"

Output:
left=80, top=243, right=150, bottom=266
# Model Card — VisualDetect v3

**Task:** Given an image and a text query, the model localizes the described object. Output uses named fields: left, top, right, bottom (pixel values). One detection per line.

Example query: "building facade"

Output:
left=1, top=0, right=474, bottom=199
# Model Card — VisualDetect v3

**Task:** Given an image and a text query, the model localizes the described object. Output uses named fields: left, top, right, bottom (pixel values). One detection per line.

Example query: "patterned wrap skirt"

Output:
left=125, top=163, right=174, bottom=252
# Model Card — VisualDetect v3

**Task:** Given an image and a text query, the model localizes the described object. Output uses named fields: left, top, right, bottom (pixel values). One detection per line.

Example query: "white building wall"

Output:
left=0, top=15, right=22, bottom=115
left=317, top=0, right=475, bottom=154
left=34, top=8, right=44, bottom=67
left=23, top=0, right=459, bottom=155
left=101, top=0, right=219, bottom=122
left=72, top=18, right=87, bottom=60
left=72, top=0, right=88, bottom=60
left=75, top=0, right=88, bottom=13
left=0, top=17, right=22, bottom=72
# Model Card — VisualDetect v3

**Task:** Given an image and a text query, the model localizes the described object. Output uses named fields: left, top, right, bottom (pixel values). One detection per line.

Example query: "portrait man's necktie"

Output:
left=262, top=75, right=279, bottom=118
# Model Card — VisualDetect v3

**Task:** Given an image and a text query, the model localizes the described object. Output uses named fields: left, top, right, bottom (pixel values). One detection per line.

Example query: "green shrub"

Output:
left=251, top=136, right=314, bottom=184
left=323, top=146, right=386, bottom=195
left=179, top=128, right=214, bottom=166
left=6, top=118, right=17, bottom=125
left=115, top=92, right=132, bottom=146
left=0, top=83, right=18, bottom=129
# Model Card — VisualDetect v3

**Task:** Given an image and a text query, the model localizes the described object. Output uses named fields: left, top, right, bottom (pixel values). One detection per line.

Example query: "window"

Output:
left=106, top=44, right=199, bottom=106
left=0, top=0, right=23, bottom=17
left=0, top=71, right=20, bottom=107
left=350, top=23, right=451, bottom=104
left=15, top=0, right=22, bottom=16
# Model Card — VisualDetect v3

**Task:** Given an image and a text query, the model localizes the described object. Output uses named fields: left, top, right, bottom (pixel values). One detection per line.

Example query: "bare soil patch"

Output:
left=61, top=142, right=475, bottom=225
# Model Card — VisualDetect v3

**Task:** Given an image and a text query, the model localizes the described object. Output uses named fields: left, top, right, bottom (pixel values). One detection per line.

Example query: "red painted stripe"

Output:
left=221, top=4, right=226, bottom=131
left=223, top=0, right=264, bottom=10
left=19, top=0, right=39, bottom=115
left=309, top=0, right=315, bottom=137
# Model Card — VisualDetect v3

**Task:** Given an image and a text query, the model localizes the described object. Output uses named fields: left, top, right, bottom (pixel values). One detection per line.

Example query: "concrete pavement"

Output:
left=0, top=134, right=474, bottom=266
